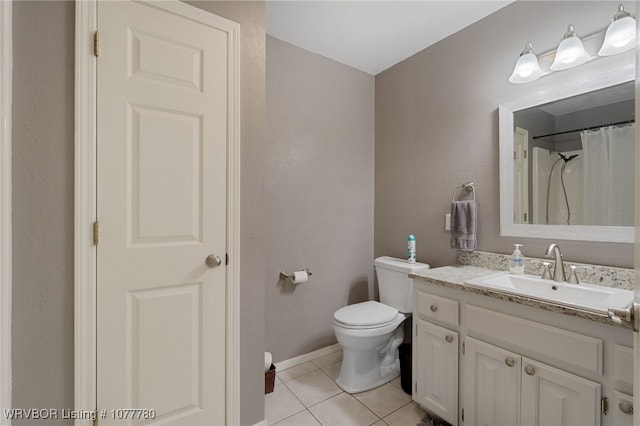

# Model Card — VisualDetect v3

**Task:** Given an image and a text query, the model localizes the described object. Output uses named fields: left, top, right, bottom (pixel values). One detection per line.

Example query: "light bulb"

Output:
left=599, top=5, right=636, bottom=56
left=509, top=43, right=543, bottom=84
left=550, top=25, right=590, bottom=71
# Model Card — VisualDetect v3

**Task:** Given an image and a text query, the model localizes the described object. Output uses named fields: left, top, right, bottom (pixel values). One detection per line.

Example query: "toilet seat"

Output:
left=334, top=301, right=399, bottom=329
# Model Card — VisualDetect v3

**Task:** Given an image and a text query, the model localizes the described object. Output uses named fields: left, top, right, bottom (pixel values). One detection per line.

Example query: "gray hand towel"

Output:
left=450, top=200, right=477, bottom=251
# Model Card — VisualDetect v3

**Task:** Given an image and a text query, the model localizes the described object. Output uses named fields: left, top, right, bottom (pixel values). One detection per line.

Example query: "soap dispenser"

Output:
left=509, top=244, right=525, bottom=274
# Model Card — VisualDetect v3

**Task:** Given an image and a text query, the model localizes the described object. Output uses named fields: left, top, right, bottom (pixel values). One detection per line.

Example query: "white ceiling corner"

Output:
left=266, top=1, right=515, bottom=75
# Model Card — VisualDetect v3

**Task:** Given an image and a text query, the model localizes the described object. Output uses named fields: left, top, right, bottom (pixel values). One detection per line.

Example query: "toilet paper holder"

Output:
left=279, top=268, right=312, bottom=280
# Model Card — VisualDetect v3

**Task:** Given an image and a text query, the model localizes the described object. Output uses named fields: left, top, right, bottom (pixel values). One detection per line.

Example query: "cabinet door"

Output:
left=611, top=392, right=634, bottom=426
left=463, top=337, right=521, bottom=426
left=521, top=358, right=601, bottom=426
left=414, top=319, right=458, bottom=425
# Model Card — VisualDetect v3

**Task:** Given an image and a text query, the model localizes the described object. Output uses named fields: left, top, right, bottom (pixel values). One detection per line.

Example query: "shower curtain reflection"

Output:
left=532, top=148, right=583, bottom=225
left=581, top=124, right=635, bottom=226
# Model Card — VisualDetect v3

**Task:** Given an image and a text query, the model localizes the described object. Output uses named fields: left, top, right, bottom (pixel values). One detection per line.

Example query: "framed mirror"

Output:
left=499, top=63, right=635, bottom=243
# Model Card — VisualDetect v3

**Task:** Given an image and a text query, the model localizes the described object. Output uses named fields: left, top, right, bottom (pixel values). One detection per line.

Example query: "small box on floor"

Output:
left=265, top=364, right=276, bottom=394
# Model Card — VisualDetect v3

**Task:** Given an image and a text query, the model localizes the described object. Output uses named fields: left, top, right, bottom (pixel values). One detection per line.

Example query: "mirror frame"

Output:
left=499, top=63, right=635, bottom=244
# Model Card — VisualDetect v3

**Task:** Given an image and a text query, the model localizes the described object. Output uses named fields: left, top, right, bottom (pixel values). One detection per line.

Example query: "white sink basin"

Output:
left=464, top=271, right=633, bottom=314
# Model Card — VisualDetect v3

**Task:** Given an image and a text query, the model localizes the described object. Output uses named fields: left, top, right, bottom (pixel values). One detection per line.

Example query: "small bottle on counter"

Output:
left=509, top=244, right=525, bottom=274
left=407, top=234, right=416, bottom=264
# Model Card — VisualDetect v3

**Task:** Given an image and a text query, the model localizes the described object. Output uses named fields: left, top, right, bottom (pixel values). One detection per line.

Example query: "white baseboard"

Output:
left=274, top=343, right=342, bottom=371
left=252, top=421, right=268, bottom=426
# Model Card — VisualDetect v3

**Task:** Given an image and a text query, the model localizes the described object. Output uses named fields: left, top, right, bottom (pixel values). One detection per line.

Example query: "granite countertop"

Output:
left=410, top=265, right=629, bottom=328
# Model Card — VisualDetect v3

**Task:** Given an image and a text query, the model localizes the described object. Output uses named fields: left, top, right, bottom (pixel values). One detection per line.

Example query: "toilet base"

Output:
left=335, top=360, right=400, bottom=394
left=334, top=325, right=405, bottom=394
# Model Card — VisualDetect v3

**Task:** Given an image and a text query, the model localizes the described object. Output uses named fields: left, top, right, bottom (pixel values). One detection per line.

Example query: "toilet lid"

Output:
left=334, top=301, right=399, bottom=328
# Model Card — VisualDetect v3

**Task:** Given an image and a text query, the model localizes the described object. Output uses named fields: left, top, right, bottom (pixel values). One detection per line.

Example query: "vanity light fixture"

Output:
left=509, top=42, right=543, bottom=84
left=550, top=25, right=590, bottom=71
left=598, top=4, right=636, bottom=56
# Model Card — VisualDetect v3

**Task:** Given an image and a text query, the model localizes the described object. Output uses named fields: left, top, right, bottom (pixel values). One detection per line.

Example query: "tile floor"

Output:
left=265, top=350, right=426, bottom=425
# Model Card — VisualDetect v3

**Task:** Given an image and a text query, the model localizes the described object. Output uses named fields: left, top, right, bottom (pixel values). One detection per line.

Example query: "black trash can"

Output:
left=398, top=343, right=412, bottom=395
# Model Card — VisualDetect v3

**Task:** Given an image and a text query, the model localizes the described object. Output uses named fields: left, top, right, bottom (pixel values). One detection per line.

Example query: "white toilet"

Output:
left=333, top=256, right=429, bottom=393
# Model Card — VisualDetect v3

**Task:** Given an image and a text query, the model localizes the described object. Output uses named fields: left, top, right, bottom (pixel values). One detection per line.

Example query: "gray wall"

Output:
left=13, top=2, right=266, bottom=425
left=12, top=2, right=75, bottom=420
left=265, top=36, right=375, bottom=362
left=375, top=1, right=635, bottom=269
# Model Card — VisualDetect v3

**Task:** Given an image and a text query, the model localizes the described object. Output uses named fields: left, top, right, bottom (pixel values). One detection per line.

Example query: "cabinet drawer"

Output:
left=465, top=305, right=603, bottom=375
left=416, top=291, right=459, bottom=327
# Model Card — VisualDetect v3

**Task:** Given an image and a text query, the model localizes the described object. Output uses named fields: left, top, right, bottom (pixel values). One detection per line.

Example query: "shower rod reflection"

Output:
left=533, top=119, right=635, bottom=140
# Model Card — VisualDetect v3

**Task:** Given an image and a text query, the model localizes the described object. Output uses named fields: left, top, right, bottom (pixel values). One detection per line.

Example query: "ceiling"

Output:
left=538, top=81, right=636, bottom=117
left=266, top=1, right=515, bottom=75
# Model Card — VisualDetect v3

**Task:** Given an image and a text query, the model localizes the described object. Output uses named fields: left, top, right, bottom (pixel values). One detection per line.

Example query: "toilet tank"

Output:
left=374, top=256, right=429, bottom=313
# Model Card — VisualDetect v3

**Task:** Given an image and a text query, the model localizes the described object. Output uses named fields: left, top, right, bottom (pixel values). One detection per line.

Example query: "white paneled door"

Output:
left=96, top=1, right=232, bottom=424
left=414, top=319, right=458, bottom=425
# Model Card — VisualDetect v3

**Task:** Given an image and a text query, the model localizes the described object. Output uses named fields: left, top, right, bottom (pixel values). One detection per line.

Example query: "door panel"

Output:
left=520, top=358, right=600, bottom=426
left=464, top=337, right=520, bottom=426
left=415, top=319, right=458, bottom=425
left=96, top=1, right=229, bottom=424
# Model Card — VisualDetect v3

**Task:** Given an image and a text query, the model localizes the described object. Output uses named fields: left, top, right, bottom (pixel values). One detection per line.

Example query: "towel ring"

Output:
left=452, top=182, right=476, bottom=202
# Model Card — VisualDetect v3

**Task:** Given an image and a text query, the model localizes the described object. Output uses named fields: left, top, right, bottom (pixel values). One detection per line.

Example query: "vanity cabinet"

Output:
left=412, top=281, right=632, bottom=426
left=464, top=336, right=601, bottom=426
left=414, top=319, right=458, bottom=425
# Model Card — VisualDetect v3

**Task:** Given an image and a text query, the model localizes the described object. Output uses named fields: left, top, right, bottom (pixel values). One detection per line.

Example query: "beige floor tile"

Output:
left=321, top=361, right=341, bottom=380
left=272, top=409, right=321, bottom=426
left=354, top=383, right=412, bottom=418
left=383, top=401, right=426, bottom=426
left=285, top=369, right=342, bottom=407
left=278, top=361, right=319, bottom=382
left=389, top=377, right=402, bottom=389
left=311, top=350, right=343, bottom=368
left=265, top=381, right=305, bottom=425
left=309, top=393, right=379, bottom=426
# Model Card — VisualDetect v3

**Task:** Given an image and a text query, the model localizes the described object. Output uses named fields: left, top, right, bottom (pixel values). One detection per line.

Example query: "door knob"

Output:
left=524, top=365, right=536, bottom=376
left=505, top=357, right=515, bottom=367
left=206, top=254, right=222, bottom=268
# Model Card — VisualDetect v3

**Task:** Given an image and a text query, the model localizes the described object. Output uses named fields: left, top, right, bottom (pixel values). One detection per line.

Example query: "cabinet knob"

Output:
left=505, top=357, right=515, bottom=367
left=524, top=365, right=536, bottom=376
left=430, top=305, right=438, bottom=312
left=619, top=402, right=633, bottom=416
left=445, top=335, right=454, bottom=343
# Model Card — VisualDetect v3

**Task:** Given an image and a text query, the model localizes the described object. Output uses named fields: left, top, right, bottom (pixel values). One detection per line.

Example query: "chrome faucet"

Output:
left=545, top=244, right=566, bottom=282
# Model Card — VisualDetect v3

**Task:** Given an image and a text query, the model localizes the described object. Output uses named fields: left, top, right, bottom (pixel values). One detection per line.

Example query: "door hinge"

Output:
left=92, top=221, right=99, bottom=245
left=415, top=382, right=417, bottom=393
left=461, top=408, right=464, bottom=422
left=226, top=253, right=229, bottom=266
left=601, top=397, right=609, bottom=415
left=93, top=31, right=99, bottom=57
left=513, top=151, right=516, bottom=160
left=524, top=149, right=527, bottom=159
left=524, top=212, right=528, bottom=222
left=462, top=341, right=465, bottom=355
